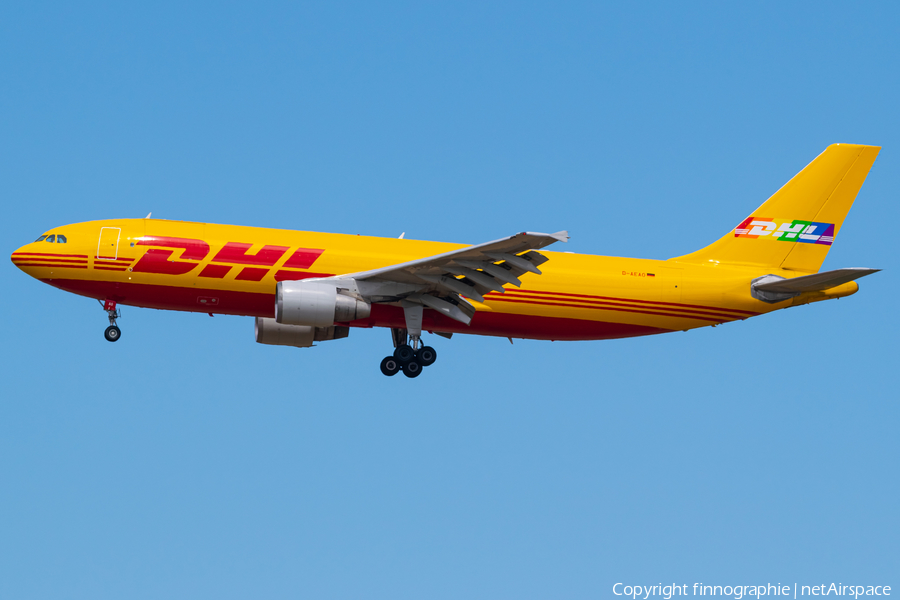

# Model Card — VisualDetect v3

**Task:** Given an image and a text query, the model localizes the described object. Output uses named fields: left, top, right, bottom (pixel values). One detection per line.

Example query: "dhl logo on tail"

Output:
left=734, top=217, right=835, bottom=245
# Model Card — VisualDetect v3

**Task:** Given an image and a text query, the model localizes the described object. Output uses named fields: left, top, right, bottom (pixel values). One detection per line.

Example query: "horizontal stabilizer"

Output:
left=754, top=268, right=880, bottom=294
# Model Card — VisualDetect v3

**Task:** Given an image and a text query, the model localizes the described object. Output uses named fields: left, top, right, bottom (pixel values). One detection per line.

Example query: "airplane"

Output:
left=11, top=143, right=881, bottom=378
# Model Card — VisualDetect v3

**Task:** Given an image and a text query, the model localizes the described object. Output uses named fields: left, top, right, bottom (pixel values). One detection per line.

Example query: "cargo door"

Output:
left=97, top=227, right=121, bottom=259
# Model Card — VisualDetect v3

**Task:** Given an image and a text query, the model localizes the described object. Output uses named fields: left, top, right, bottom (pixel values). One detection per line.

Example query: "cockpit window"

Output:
left=45, top=235, right=56, bottom=243
left=56, top=235, right=67, bottom=243
left=35, top=235, right=47, bottom=242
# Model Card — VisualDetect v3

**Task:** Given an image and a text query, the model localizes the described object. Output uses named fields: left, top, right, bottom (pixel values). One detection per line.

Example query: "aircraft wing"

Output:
left=334, top=231, right=569, bottom=325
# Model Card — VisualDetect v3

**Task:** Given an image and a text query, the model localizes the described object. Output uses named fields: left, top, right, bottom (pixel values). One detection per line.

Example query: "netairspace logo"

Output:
left=612, top=583, right=891, bottom=600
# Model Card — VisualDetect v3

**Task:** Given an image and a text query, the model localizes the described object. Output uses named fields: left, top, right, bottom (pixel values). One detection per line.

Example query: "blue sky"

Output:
left=1, top=2, right=897, bottom=598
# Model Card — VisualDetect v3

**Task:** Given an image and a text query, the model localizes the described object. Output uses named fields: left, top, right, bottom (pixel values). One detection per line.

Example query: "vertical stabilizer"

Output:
left=672, top=144, right=880, bottom=272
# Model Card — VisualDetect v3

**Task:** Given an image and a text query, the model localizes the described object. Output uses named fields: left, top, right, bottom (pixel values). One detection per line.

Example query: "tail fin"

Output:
left=673, top=144, right=880, bottom=272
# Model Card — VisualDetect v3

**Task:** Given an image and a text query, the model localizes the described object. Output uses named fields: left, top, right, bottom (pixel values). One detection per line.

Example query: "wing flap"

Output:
left=341, top=231, right=567, bottom=283
left=330, top=230, right=568, bottom=326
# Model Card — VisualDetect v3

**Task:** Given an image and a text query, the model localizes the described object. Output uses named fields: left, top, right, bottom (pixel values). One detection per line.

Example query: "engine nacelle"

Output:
left=255, top=317, right=349, bottom=348
left=275, top=280, right=370, bottom=327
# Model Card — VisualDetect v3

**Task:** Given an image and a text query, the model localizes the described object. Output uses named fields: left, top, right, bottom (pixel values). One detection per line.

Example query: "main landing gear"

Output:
left=100, top=299, right=121, bottom=342
left=379, top=327, right=438, bottom=378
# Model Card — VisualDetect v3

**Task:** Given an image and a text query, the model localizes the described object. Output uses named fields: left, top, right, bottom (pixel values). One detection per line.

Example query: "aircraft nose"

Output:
left=11, top=242, right=47, bottom=275
left=11, top=244, right=31, bottom=272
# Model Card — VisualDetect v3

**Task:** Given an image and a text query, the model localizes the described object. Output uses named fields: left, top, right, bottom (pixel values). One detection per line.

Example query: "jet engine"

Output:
left=255, top=317, right=349, bottom=348
left=275, top=280, right=371, bottom=327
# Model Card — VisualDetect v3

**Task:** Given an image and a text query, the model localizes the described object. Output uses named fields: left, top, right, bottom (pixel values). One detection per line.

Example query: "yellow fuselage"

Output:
left=11, top=218, right=856, bottom=340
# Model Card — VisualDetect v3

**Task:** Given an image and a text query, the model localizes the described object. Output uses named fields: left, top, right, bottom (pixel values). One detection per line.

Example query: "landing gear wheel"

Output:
left=393, top=344, right=415, bottom=364
left=416, top=346, right=437, bottom=367
left=380, top=356, right=401, bottom=376
left=104, top=325, right=121, bottom=342
left=402, top=360, right=422, bottom=378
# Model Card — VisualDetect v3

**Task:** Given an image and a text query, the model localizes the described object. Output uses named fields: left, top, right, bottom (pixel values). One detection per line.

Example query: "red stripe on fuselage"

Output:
left=490, top=289, right=759, bottom=317
left=12, top=252, right=89, bottom=259
left=212, top=242, right=289, bottom=266
left=132, top=249, right=201, bottom=275
left=41, top=278, right=674, bottom=341
left=490, top=292, right=742, bottom=321
left=282, top=248, right=325, bottom=269
left=13, top=258, right=88, bottom=265
left=488, top=295, right=728, bottom=323
left=17, top=264, right=88, bottom=269
left=235, top=267, right=269, bottom=281
left=199, top=264, right=232, bottom=278
left=46, top=279, right=275, bottom=317
left=363, top=304, right=671, bottom=341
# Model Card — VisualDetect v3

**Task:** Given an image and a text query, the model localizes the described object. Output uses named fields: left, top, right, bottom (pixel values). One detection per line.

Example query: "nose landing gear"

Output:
left=380, top=327, right=438, bottom=378
left=104, top=326, right=121, bottom=342
left=100, top=299, right=121, bottom=342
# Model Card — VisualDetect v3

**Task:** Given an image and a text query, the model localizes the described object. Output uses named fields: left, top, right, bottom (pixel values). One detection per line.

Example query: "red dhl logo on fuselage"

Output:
left=130, top=236, right=326, bottom=281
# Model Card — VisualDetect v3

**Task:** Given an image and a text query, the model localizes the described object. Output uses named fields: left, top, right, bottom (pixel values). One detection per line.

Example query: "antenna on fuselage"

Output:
left=398, top=232, right=405, bottom=239
left=145, top=212, right=152, bottom=219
